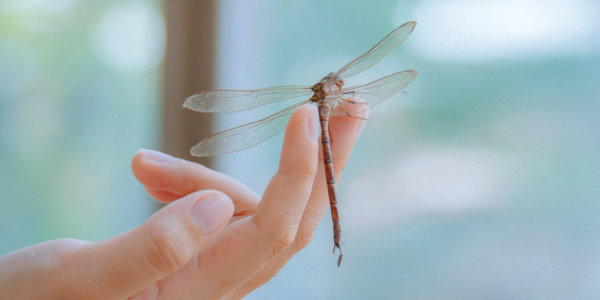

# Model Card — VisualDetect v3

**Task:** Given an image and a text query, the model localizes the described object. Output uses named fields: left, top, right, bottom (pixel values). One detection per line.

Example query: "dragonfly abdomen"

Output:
left=318, top=105, right=343, bottom=267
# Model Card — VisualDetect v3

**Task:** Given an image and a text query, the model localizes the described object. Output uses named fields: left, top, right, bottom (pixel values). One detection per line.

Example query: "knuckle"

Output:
left=278, top=166, right=316, bottom=187
left=269, top=228, right=297, bottom=257
left=293, top=232, right=314, bottom=251
left=144, top=227, right=191, bottom=274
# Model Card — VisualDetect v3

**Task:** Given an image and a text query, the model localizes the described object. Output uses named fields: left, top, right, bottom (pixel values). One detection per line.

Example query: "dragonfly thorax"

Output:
left=310, top=72, right=344, bottom=103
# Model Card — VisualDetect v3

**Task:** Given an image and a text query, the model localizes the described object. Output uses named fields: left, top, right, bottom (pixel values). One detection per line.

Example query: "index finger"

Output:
left=131, top=150, right=260, bottom=216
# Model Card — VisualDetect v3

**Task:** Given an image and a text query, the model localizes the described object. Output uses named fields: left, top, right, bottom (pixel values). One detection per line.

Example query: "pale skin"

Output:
left=0, top=103, right=367, bottom=299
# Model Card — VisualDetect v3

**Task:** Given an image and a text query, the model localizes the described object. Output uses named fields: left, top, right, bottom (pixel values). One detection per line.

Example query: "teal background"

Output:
left=0, top=1, right=161, bottom=251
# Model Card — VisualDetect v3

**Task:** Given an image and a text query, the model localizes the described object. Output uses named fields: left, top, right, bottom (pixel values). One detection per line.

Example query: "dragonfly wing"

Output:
left=190, top=100, right=311, bottom=156
left=329, top=70, right=417, bottom=117
left=184, top=86, right=313, bottom=113
left=335, top=21, right=416, bottom=79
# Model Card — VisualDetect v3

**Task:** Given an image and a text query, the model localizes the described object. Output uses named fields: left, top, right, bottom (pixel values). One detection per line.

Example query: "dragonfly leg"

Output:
left=344, top=110, right=369, bottom=121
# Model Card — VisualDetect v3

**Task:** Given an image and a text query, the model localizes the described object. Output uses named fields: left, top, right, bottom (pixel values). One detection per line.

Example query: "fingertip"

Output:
left=137, top=149, right=176, bottom=163
left=338, top=97, right=370, bottom=120
left=131, top=149, right=184, bottom=191
left=131, top=149, right=144, bottom=172
left=130, top=151, right=159, bottom=186
left=330, top=100, right=368, bottom=139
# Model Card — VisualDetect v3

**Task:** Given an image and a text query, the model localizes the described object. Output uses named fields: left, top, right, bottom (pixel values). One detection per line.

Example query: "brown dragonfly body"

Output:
left=183, top=21, right=418, bottom=267
left=310, top=72, right=345, bottom=265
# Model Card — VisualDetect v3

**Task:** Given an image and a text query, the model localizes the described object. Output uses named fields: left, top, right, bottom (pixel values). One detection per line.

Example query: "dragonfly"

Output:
left=183, top=21, right=417, bottom=267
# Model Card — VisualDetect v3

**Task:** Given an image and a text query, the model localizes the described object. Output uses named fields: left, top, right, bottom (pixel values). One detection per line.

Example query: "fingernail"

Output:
left=307, top=105, right=320, bottom=140
left=138, top=149, right=175, bottom=162
left=189, top=193, right=232, bottom=235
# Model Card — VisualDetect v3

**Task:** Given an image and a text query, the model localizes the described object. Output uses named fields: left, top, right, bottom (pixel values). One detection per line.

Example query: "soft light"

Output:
left=93, top=4, right=165, bottom=72
left=401, top=0, right=600, bottom=62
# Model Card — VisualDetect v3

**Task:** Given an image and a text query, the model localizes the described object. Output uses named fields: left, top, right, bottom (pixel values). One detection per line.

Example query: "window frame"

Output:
left=163, top=0, right=217, bottom=168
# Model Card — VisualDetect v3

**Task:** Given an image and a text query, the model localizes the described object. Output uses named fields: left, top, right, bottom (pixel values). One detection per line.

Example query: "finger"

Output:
left=179, top=104, right=320, bottom=299
left=252, top=104, right=320, bottom=231
left=60, top=191, right=233, bottom=299
left=228, top=100, right=368, bottom=298
left=131, top=149, right=259, bottom=216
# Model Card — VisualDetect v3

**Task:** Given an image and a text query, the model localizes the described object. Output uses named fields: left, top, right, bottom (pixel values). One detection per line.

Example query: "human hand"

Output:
left=0, top=104, right=366, bottom=299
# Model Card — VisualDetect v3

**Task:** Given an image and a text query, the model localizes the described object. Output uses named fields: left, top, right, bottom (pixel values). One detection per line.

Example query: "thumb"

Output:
left=68, top=191, right=233, bottom=298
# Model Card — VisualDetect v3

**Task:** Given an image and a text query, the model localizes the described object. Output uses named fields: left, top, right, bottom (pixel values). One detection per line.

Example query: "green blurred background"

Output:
left=0, top=1, right=161, bottom=248
left=1, top=0, right=599, bottom=299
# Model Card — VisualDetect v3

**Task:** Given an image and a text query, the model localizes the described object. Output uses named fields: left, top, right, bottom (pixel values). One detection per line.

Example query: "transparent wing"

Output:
left=190, top=100, right=311, bottom=157
left=335, top=21, right=416, bottom=79
left=329, top=70, right=417, bottom=117
left=183, top=86, right=313, bottom=113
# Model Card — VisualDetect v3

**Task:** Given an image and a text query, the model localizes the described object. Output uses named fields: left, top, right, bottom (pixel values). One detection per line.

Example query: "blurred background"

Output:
left=1, top=0, right=599, bottom=299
